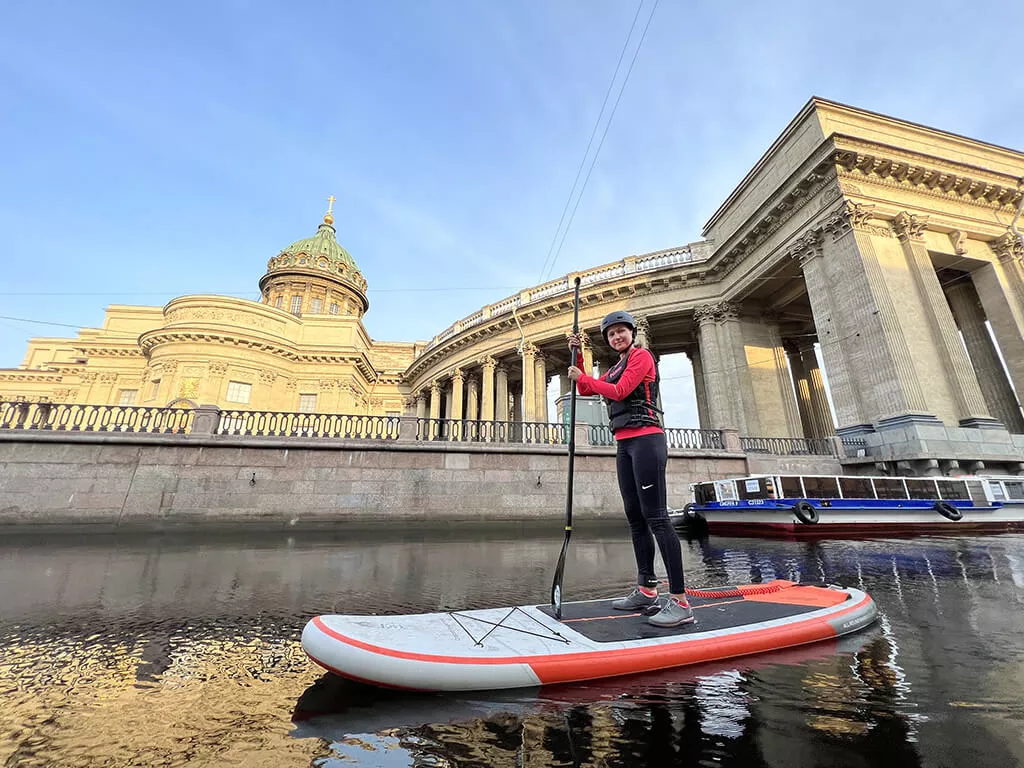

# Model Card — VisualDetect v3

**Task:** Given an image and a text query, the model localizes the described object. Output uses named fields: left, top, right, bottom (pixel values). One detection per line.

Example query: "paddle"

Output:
left=550, top=275, right=582, bottom=619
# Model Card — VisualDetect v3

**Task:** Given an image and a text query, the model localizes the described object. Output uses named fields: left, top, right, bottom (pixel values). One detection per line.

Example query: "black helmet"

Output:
left=600, top=310, right=636, bottom=344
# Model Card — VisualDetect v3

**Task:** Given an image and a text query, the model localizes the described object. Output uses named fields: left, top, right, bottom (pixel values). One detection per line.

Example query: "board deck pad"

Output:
left=538, top=582, right=850, bottom=642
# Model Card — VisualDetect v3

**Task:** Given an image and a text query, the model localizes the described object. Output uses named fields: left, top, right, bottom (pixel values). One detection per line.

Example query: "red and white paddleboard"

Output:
left=301, top=580, right=877, bottom=692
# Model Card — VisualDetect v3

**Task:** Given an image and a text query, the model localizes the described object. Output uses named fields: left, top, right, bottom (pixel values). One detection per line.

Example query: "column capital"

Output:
left=478, top=355, right=497, bottom=371
left=450, top=367, right=465, bottom=383
left=992, top=232, right=1024, bottom=264
left=892, top=211, right=929, bottom=242
left=824, top=201, right=887, bottom=240
left=521, top=341, right=538, bottom=358
left=787, top=227, right=824, bottom=266
left=634, top=315, right=651, bottom=348
left=429, top=379, right=441, bottom=394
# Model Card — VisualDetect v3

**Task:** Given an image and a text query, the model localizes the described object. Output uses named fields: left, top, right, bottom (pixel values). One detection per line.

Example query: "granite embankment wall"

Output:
left=0, top=434, right=746, bottom=531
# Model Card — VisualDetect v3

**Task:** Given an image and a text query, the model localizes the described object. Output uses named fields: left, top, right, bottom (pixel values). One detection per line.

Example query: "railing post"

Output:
left=721, top=428, right=741, bottom=452
left=190, top=404, right=221, bottom=436
left=574, top=423, right=591, bottom=448
left=398, top=415, right=419, bottom=442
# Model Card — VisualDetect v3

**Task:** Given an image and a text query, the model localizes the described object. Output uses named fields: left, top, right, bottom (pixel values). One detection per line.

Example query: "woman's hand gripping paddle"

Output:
left=550, top=276, right=582, bottom=619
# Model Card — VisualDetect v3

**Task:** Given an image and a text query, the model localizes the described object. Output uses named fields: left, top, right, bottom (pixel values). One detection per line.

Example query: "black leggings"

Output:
left=615, top=432, right=686, bottom=594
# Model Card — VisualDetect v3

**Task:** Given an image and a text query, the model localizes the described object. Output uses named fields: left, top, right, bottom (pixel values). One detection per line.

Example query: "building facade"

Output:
left=3, top=98, right=1024, bottom=471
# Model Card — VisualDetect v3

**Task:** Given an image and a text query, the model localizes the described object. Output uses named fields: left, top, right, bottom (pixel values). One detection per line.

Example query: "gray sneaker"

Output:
left=647, top=599, right=695, bottom=628
left=611, top=587, right=658, bottom=611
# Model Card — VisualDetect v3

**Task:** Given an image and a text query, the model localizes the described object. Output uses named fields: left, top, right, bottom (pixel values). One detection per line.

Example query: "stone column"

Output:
left=717, top=302, right=757, bottom=434
left=415, top=391, right=428, bottom=419
left=479, top=356, right=496, bottom=422
left=466, top=372, right=480, bottom=422
left=684, top=345, right=709, bottom=430
left=520, top=343, right=537, bottom=422
left=581, top=333, right=594, bottom=376
left=694, top=305, right=733, bottom=429
left=495, top=364, right=509, bottom=422
left=973, top=260, right=1024, bottom=405
left=428, top=381, right=441, bottom=420
left=762, top=314, right=802, bottom=437
left=790, top=228, right=869, bottom=433
left=803, top=346, right=835, bottom=437
left=991, top=232, right=1024, bottom=318
left=450, top=368, right=464, bottom=439
left=786, top=342, right=815, bottom=438
left=634, top=315, right=650, bottom=349
left=534, top=350, right=548, bottom=423
left=894, top=212, right=994, bottom=427
left=945, top=279, right=1024, bottom=433
left=821, top=203, right=933, bottom=426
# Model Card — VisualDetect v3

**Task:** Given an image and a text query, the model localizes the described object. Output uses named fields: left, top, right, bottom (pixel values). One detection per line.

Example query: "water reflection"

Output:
left=0, top=530, right=1022, bottom=766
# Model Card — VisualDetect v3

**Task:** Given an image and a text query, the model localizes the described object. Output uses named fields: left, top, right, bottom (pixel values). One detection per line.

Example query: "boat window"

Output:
left=906, top=479, right=940, bottom=500
left=936, top=480, right=969, bottom=500
left=738, top=477, right=770, bottom=500
left=873, top=478, right=909, bottom=500
left=988, top=482, right=1006, bottom=501
left=714, top=479, right=738, bottom=501
left=839, top=476, right=875, bottom=499
left=801, top=476, right=839, bottom=499
left=1005, top=481, right=1024, bottom=500
left=779, top=476, right=804, bottom=498
left=694, top=483, right=717, bottom=504
left=965, top=480, right=986, bottom=502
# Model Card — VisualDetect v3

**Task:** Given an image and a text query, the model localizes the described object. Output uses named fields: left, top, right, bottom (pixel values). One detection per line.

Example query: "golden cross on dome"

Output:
left=326, top=195, right=336, bottom=216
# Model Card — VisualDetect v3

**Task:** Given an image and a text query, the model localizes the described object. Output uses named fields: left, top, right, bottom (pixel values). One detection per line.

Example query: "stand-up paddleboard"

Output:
left=301, top=579, right=877, bottom=692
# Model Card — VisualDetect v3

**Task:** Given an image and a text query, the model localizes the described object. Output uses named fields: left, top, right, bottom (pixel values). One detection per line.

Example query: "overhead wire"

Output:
left=544, top=0, right=661, bottom=283
left=536, top=0, right=645, bottom=284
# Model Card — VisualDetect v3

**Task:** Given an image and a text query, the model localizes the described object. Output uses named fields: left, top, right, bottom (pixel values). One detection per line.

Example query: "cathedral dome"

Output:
left=259, top=200, right=369, bottom=317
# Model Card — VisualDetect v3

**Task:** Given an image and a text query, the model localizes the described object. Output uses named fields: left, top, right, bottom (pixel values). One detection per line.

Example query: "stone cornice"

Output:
left=833, top=140, right=1023, bottom=211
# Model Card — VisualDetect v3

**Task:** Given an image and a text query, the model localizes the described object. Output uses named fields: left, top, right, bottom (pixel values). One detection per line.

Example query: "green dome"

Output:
left=278, top=219, right=359, bottom=272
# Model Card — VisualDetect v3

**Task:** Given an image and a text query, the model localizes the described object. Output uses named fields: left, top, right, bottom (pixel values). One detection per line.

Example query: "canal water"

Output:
left=1, top=525, right=1022, bottom=767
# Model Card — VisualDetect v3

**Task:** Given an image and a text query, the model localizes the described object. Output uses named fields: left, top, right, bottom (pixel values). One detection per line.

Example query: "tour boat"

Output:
left=670, top=473, right=1024, bottom=538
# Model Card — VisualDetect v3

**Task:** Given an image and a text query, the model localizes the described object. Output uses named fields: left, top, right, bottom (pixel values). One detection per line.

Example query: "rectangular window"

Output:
left=329, top=302, right=340, bottom=315
left=1005, top=481, right=1024, bottom=500
left=987, top=481, right=1006, bottom=501
left=290, top=296, right=303, bottom=314
left=275, top=296, right=283, bottom=309
left=693, top=483, right=717, bottom=504
left=117, top=389, right=138, bottom=405
left=801, top=476, right=840, bottom=499
left=309, top=298, right=323, bottom=314
left=737, top=477, right=769, bottom=500
left=779, top=476, right=804, bottom=498
left=298, top=393, right=317, bottom=413
left=839, top=476, right=875, bottom=499
left=936, top=479, right=969, bottom=500
left=873, top=478, right=909, bottom=500
left=149, top=379, right=161, bottom=400
left=225, top=381, right=252, bottom=404
left=906, top=479, right=940, bottom=500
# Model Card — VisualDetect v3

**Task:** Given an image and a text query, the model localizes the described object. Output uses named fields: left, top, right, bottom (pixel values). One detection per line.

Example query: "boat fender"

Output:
left=934, top=500, right=963, bottom=521
left=793, top=500, right=819, bottom=524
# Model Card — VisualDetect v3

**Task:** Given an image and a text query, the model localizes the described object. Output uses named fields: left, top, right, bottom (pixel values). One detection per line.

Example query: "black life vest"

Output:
left=603, top=348, right=663, bottom=432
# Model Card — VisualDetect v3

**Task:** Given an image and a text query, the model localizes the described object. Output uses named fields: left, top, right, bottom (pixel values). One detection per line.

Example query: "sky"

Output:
left=2, top=0, right=1023, bottom=427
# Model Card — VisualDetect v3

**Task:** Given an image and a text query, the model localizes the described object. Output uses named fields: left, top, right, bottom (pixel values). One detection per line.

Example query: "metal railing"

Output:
left=667, top=428, right=724, bottom=450
left=739, top=436, right=837, bottom=456
left=0, top=400, right=194, bottom=433
left=217, top=410, right=400, bottom=439
left=415, top=419, right=569, bottom=444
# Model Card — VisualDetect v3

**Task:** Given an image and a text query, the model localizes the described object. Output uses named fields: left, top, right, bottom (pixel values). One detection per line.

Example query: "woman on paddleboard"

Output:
left=567, top=310, right=693, bottom=628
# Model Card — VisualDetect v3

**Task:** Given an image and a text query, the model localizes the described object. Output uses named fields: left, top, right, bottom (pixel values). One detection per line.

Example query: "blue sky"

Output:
left=2, top=0, right=1023, bottom=426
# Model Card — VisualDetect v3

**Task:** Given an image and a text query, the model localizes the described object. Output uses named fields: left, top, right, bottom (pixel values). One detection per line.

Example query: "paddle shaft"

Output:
left=550, top=276, right=582, bottom=618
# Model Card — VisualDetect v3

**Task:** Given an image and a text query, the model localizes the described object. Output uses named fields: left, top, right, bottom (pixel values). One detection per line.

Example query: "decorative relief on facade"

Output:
left=318, top=379, right=336, bottom=391
left=892, top=211, right=929, bottom=242
left=949, top=230, right=969, bottom=256
left=165, top=307, right=285, bottom=334
left=161, top=361, right=179, bottom=374
left=258, top=369, right=277, bottom=385
left=178, top=377, right=200, bottom=399
left=285, top=380, right=298, bottom=391
left=54, top=389, right=71, bottom=401
left=80, top=372, right=99, bottom=382
left=99, top=373, right=118, bottom=384
left=208, top=362, right=228, bottom=376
